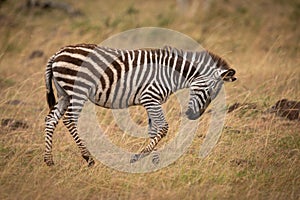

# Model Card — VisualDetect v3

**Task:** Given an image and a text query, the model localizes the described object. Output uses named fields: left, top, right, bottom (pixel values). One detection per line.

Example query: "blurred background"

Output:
left=0, top=0, right=299, bottom=199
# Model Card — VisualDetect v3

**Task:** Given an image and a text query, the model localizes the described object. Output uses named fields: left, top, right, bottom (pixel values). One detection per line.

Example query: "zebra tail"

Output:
left=45, top=56, right=56, bottom=110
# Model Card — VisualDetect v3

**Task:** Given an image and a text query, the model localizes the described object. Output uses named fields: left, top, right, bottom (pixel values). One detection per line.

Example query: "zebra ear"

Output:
left=221, top=69, right=237, bottom=82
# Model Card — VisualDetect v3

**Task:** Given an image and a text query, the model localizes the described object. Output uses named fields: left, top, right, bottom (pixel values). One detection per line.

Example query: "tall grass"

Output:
left=0, top=0, right=299, bottom=199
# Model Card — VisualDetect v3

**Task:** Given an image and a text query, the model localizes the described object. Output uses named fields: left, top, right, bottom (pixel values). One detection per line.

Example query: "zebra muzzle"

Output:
left=185, top=108, right=205, bottom=120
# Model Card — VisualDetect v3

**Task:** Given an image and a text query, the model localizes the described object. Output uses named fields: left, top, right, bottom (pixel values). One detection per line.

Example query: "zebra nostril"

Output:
left=185, top=108, right=193, bottom=116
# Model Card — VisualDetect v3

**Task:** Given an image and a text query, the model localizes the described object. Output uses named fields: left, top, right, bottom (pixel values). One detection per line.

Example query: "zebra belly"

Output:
left=90, top=85, right=143, bottom=109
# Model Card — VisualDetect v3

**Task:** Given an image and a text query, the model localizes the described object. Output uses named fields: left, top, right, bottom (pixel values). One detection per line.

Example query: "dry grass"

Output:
left=0, top=0, right=299, bottom=199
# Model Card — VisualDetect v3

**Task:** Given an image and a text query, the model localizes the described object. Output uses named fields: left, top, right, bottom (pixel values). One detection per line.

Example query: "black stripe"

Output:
left=197, top=92, right=206, bottom=106
left=66, top=44, right=97, bottom=50
left=167, top=50, right=173, bottom=79
left=62, top=48, right=90, bottom=57
left=121, top=51, right=130, bottom=72
left=112, top=59, right=122, bottom=80
left=131, top=50, right=137, bottom=67
left=63, top=85, right=87, bottom=96
left=53, top=66, right=78, bottom=76
left=53, top=67, right=97, bottom=86
left=103, top=68, right=114, bottom=106
left=182, top=60, right=192, bottom=81
left=54, top=55, right=83, bottom=66
left=55, top=76, right=91, bottom=90
left=174, top=55, right=183, bottom=74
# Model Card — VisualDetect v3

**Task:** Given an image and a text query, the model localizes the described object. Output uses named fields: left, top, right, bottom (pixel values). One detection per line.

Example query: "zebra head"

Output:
left=185, top=51, right=237, bottom=120
left=210, top=51, right=237, bottom=99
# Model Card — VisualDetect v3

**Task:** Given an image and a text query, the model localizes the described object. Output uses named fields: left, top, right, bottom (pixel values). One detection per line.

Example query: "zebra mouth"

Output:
left=185, top=108, right=205, bottom=120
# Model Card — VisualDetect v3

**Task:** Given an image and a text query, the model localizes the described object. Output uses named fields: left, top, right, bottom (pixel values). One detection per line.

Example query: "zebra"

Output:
left=44, top=44, right=237, bottom=167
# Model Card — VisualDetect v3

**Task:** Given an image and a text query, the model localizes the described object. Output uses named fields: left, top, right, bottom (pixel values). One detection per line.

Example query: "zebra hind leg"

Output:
left=44, top=95, right=70, bottom=166
left=151, top=148, right=160, bottom=165
left=62, top=101, right=95, bottom=167
left=130, top=104, right=168, bottom=164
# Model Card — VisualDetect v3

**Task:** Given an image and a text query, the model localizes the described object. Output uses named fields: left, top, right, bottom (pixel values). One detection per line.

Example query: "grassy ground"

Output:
left=0, top=0, right=299, bottom=199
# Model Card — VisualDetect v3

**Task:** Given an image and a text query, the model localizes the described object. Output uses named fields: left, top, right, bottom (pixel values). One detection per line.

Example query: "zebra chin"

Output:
left=185, top=108, right=205, bottom=120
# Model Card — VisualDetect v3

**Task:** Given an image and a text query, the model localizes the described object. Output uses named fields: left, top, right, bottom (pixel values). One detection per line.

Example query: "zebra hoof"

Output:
left=88, top=159, right=95, bottom=167
left=83, top=155, right=95, bottom=167
left=44, top=159, right=54, bottom=166
left=130, top=154, right=141, bottom=163
left=152, top=153, right=160, bottom=165
left=44, top=154, right=54, bottom=166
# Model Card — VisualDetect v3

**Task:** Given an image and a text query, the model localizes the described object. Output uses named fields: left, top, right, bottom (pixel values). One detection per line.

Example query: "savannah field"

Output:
left=0, top=0, right=299, bottom=199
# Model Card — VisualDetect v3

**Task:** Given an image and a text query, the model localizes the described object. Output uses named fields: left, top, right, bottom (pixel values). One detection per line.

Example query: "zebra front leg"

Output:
left=130, top=104, right=168, bottom=164
left=148, top=118, right=160, bottom=165
left=63, top=105, right=95, bottom=167
left=44, top=96, right=70, bottom=166
left=130, top=127, right=168, bottom=164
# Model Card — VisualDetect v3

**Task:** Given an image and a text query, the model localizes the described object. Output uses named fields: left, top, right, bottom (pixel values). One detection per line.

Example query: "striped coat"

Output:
left=44, top=44, right=237, bottom=166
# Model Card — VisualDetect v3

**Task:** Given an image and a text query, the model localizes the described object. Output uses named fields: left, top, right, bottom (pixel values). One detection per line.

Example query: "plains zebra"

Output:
left=44, top=44, right=237, bottom=166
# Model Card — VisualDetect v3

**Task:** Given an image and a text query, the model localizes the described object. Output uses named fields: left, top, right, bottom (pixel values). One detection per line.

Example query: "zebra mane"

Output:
left=162, top=45, right=184, bottom=55
left=207, top=51, right=230, bottom=70
left=162, top=45, right=205, bottom=64
left=163, top=45, right=230, bottom=70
